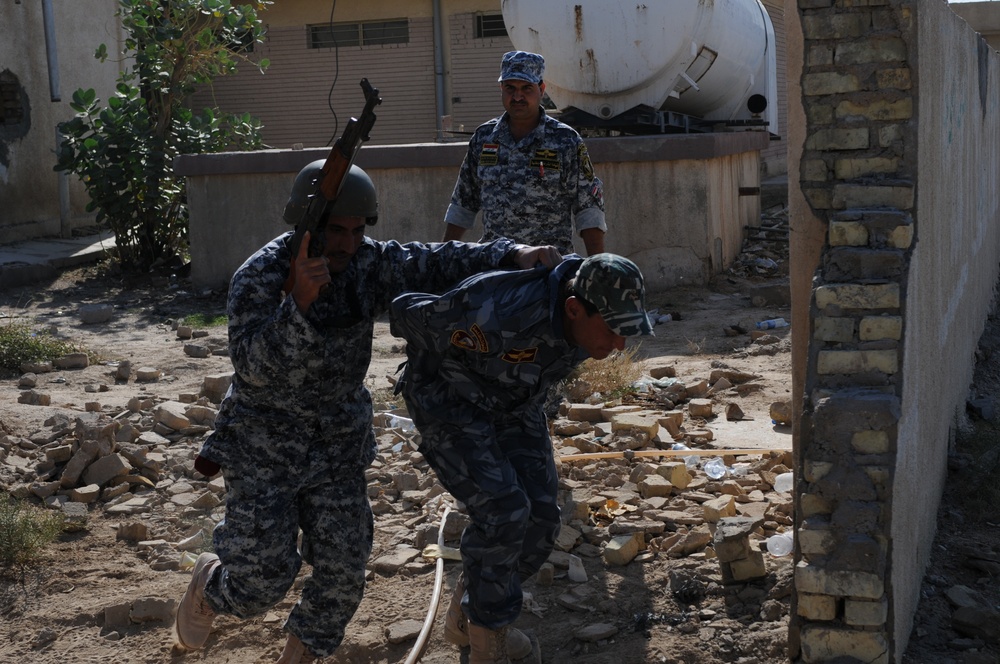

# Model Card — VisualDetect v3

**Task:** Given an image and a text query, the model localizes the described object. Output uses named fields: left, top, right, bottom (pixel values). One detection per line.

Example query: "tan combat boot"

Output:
left=275, top=631, right=320, bottom=663
left=445, top=578, right=532, bottom=659
left=172, top=552, right=220, bottom=651
left=468, top=622, right=510, bottom=664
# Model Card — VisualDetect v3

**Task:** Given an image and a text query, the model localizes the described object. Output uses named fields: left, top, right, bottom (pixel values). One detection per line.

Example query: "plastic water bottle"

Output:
left=766, top=532, right=793, bottom=557
left=755, top=318, right=789, bottom=330
left=773, top=472, right=794, bottom=493
left=671, top=443, right=700, bottom=469
left=703, top=457, right=727, bottom=480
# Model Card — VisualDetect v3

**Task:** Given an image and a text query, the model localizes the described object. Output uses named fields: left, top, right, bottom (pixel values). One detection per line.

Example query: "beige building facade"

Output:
left=0, top=0, right=121, bottom=243
left=189, top=0, right=789, bottom=177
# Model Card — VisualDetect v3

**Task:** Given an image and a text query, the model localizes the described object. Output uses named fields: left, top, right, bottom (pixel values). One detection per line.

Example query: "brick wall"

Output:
left=789, top=0, right=1000, bottom=661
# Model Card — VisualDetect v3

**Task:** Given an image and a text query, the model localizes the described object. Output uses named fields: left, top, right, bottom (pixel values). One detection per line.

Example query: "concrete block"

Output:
left=797, top=593, right=838, bottom=621
left=833, top=37, right=907, bottom=65
left=833, top=156, right=899, bottom=179
left=815, top=283, right=900, bottom=310
left=813, top=316, right=855, bottom=343
left=655, top=462, right=691, bottom=490
left=805, top=127, right=868, bottom=150
left=603, top=534, right=641, bottom=566
left=795, top=561, right=884, bottom=599
left=851, top=430, right=890, bottom=454
left=817, top=349, right=898, bottom=375
left=844, top=596, right=888, bottom=626
left=860, top=315, right=902, bottom=341
left=799, top=625, right=889, bottom=664
left=832, top=183, right=914, bottom=210
left=828, top=221, right=868, bottom=247
left=802, top=14, right=871, bottom=39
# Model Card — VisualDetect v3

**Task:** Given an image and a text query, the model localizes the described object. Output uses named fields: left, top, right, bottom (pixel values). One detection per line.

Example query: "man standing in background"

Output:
left=443, top=50, right=607, bottom=256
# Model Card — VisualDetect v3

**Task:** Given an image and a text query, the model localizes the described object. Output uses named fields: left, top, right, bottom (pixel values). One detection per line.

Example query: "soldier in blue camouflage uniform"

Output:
left=390, top=253, right=652, bottom=663
left=442, top=51, right=607, bottom=257
left=170, top=163, right=562, bottom=663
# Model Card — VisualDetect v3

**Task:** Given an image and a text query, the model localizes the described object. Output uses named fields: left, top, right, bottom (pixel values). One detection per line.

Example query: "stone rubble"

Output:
left=3, top=351, right=807, bottom=656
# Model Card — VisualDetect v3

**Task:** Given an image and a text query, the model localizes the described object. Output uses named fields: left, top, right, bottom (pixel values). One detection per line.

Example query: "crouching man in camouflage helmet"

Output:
left=389, top=253, right=653, bottom=663
left=170, top=161, right=562, bottom=663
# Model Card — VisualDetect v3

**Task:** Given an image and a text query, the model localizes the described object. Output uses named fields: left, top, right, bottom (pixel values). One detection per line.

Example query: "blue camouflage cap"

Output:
left=574, top=253, right=654, bottom=337
left=498, top=50, right=545, bottom=85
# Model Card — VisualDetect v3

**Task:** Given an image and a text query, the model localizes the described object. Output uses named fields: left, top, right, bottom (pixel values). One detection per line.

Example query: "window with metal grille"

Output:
left=476, top=14, right=507, bottom=38
left=309, top=20, right=408, bottom=49
left=0, top=71, right=24, bottom=126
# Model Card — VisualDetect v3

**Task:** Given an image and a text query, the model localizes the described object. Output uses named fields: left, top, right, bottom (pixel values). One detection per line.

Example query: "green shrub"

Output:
left=55, top=0, right=271, bottom=272
left=0, top=498, right=64, bottom=573
left=0, top=323, right=78, bottom=376
left=183, top=312, right=228, bottom=328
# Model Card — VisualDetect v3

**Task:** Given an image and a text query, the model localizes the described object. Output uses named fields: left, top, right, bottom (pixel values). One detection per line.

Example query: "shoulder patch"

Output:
left=501, top=347, right=538, bottom=364
left=579, top=144, right=595, bottom=180
left=450, top=324, right=490, bottom=353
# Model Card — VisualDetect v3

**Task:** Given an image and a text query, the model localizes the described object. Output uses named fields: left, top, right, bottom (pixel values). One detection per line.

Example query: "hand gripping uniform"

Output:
left=444, top=111, right=606, bottom=255
left=389, top=257, right=588, bottom=630
left=196, top=232, right=517, bottom=657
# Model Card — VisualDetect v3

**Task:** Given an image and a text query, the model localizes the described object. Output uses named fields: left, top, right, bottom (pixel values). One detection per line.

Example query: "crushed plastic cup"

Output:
left=703, top=457, right=727, bottom=480
left=179, top=551, right=198, bottom=571
left=766, top=532, right=794, bottom=557
left=773, top=471, right=794, bottom=493
left=386, top=414, right=415, bottom=433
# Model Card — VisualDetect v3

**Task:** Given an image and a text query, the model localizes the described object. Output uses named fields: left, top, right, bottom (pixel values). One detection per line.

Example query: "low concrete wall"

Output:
left=177, top=132, right=769, bottom=292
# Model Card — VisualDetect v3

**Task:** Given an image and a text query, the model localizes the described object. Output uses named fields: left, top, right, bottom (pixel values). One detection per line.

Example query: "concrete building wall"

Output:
left=786, top=0, right=1000, bottom=661
left=0, top=1, right=120, bottom=243
left=950, top=1, right=1000, bottom=51
left=176, top=132, right=768, bottom=292
left=897, top=0, right=1000, bottom=651
left=188, top=1, right=789, bottom=170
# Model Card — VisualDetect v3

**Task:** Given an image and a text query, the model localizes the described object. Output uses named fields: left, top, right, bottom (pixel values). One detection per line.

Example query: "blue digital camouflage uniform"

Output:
left=445, top=111, right=606, bottom=255
left=389, top=257, right=589, bottom=630
left=197, top=231, right=518, bottom=658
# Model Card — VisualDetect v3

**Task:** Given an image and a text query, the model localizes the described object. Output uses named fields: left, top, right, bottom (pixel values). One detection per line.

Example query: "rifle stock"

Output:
left=285, top=79, right=382, bottom=290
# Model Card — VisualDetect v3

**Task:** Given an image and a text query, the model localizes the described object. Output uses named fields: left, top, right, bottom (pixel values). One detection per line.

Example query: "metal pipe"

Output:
left=42, top=0, right=61, bottom=102
left=432, top=0, right=445, bottom=142
left=57, top=128, right=71, bottom=237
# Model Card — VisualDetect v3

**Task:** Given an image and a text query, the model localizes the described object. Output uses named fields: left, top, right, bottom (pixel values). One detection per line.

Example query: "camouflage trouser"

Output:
left=203, top=434, right=374, bottom=658
left=409, top=402, right=561, bottom=629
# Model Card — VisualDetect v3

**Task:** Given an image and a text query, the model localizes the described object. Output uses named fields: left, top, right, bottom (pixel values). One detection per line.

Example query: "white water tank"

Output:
left=501, top=0, right=779, bottom=133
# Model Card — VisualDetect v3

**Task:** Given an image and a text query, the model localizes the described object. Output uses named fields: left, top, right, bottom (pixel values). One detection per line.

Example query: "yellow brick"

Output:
left=800, top=493, right=833, bottom=517
left=845, top=597, right=888, bottom=627
left=800, top=625, right=889, bottom=664
left=803, top=461, right=833, bottom=482
left=814, top=316, right=855, bottom=342
left=797, top=593, right=838, bottom=621
left=859, top=316, right=902, bottom=341
left=815, top=284, right=900, bottom=310
left=817, top=350, right=898, bottom=375
left=828, top=221, right=868, bottom=247
left=799, top=528, right=836, bottom=556
left=833, top=156, right=899, bottom=179
left=888, top=224, right=913, bottom=248
left=852, top=430, right=890, bottom=454
left=795, top=561, right=884, bottom=599
left=835, top=98, right=912, bottom=122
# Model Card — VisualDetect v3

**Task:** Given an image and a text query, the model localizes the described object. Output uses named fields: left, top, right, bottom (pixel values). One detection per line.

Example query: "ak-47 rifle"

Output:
left=284, top=79, right=382, bottom=290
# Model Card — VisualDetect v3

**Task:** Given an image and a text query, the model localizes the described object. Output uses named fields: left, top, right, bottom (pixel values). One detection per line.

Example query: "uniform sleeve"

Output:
left=570, top=139, right=608, bottom=234
left=225, top=246, right=326, bottom=387
left=443, top=138, right=482, bottom=229
left=373, top=238, right=516, bottom=312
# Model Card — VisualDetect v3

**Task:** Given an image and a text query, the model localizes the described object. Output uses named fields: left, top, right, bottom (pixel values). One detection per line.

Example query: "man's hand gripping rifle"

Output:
left=284, top=79, right=382, bottom=290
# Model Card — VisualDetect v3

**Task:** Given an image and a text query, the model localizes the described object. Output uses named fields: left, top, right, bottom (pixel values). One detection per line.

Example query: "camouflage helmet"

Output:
left=282, top=161, right=379, bottom=226
left=573, top=253, right=654, bottom=337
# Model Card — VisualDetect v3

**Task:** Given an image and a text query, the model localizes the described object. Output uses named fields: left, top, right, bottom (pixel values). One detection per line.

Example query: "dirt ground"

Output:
left=0, top=236, right=992, bottom=663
